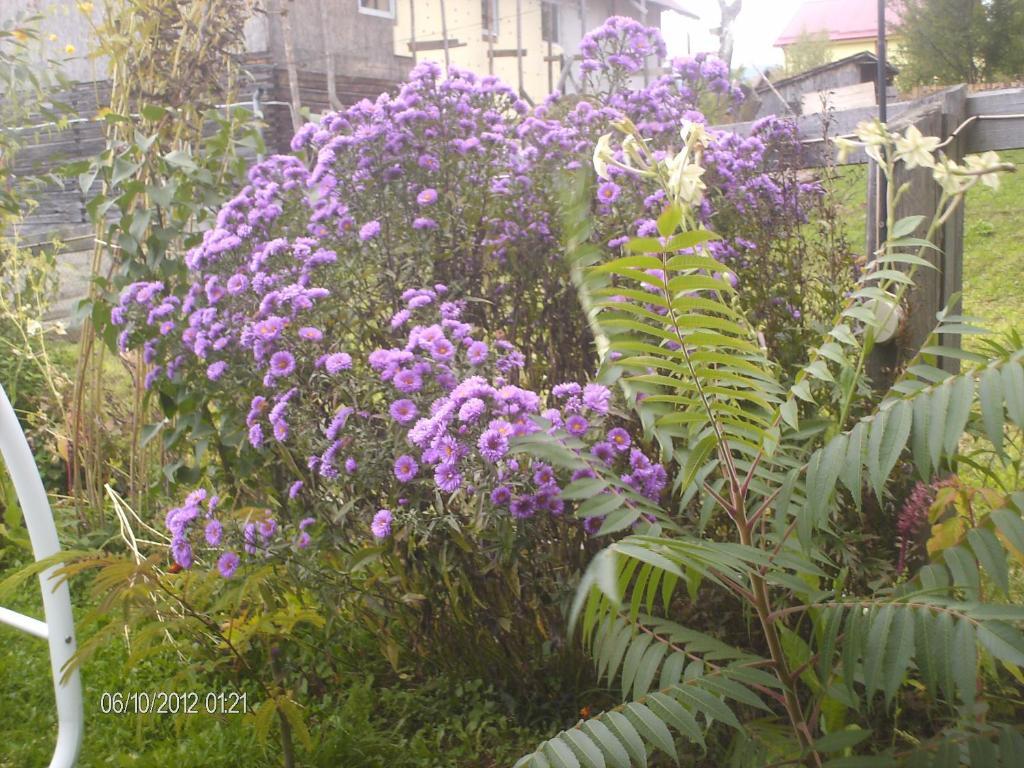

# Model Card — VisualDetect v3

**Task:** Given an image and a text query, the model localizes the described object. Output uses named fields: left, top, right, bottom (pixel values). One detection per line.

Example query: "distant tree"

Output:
left=895, top=0, right=1023, bottom=85
left=980, top=0, right=1024, bottom=79
left=783, top=28, right=832, bottom=76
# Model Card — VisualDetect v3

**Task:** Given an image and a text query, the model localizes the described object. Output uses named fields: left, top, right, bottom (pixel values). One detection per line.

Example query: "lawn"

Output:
left=961, top=148, right=1024, bottom=337
left=0, top=583, right=550, bottom=767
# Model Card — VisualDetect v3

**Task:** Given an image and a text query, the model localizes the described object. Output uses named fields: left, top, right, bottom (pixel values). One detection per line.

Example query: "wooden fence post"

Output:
left=868, top=85, right=967, bottom=388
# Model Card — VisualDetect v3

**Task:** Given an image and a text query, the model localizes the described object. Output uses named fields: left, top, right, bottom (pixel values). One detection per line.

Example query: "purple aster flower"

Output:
left=391, top=309, right=411, bottom=328
left=630, top=448, right=652, bottom=471
left=394, top=454, right=418, bottom=483
left=416, top=188, right=438, bottom=206
left=248, top=423, right=264, bottom=448
left=591, top=441, right=615, bottom=464
left=273, top=420, right=289, bottom=441
left=371, top=508, right=393, bottom=539
left=413, top=217, right=438, bottom=230
left=204, top=519, right=223, bottom=547
left=393, top=368, right=423, bottom=393
left=226, top=273, right=249, bottom=294
left=289, top=481, right=304, bottom=499
left=437, top=435, right=465, bottom=465
left=298, top=326, right=323, bottom=341
left=565, top=414, right=589, bottom=436
left=325, top=352, right=352, bottom=374
left=477, top=428, right=509, bottom=462
left=171, top=538, right=193, bottom=569
left=254, top=316, right=285, bottom=341
left=434, top=463, right=462, bottom=493
left=389, top=399, right=419, bottom=424
left=552, top=382, right=582, bottom=398
left=533, top=463, right=556, bottom=486
left=607, top=427, right=631, bottom=452
left=217, top=550, right=240, bottom=578
left=430, top=336, right=456, bottom=362
left=269, top=351, right=296, bottom=378
left=206, top=360, right=228, bottom=381
left=597, top=181, right=621, bottom=204
left=509, top=495, right=537, bottom=519
left=582, top=383, right=611, bottom=414
left=259, top=517, right=277, bottom=540
left=466, top=341, right=488, bottom=365
left=458, top=397, right=486, bottom=423
left=490, top=485, right=512, bottom=506
left=359, top=220, right=381, bottom=241
left=345, top=457, right=358, bottom=474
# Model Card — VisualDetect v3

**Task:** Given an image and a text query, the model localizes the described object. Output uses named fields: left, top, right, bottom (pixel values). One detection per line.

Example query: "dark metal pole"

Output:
left=877, top=0, right=888, bottom=246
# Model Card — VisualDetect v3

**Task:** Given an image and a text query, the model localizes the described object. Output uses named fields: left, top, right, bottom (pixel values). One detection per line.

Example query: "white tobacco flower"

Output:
left=680, top=120, right=709, bottom=149
left=834, top=136, right=861, bottom=163
left=894, top=125, right=940, bottom=170
left=932, top=158, right=969, bottom=195
left=621, top=135, right=645, bottom=169
left=855, top=120, right=892, bottom=164
left=964, top=150, right=1003, bottom=190
left=593, top=133, right=614, bottom=180
left=666, top=151, right=706, bottom=206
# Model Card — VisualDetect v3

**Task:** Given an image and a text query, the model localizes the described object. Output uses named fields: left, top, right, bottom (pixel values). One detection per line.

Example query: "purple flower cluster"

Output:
left=164, top=488, right=253, bottom=578
left=578, top=16, right=667, bottom=91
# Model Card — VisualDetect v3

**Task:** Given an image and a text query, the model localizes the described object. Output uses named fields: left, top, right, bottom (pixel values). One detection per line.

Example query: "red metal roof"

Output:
left=775, top=0, right=901, bottom=47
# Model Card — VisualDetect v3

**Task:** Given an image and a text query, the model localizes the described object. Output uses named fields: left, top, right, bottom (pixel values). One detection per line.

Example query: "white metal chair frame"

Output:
left=0, top=382, right=83, bottom=767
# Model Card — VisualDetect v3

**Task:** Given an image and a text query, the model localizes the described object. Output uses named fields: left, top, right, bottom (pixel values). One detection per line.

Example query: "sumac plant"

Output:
left=515, top=121, right=1024, bottom=765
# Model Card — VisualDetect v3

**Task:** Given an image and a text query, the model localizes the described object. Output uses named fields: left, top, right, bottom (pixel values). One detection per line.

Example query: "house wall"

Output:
left=393, top=1, right=664, bottom=102
left=392, top=0, right=561, bottom=100
left=254, top=0, right=410, bottom=82
left=782, top=35, right=904, bottom=70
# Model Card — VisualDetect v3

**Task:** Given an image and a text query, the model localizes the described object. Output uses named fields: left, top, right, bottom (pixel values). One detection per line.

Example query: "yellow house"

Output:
left=382, top=0, right=690, bottom=102
left=775, top=0, right=903, bottom=68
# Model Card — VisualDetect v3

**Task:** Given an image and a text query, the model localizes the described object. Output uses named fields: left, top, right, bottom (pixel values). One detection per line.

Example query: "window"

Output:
left=541, top=1, right=559, bottom=44
left=358, top=0, right=394, bottom=19
left=482, top=0, right=499, bottom=39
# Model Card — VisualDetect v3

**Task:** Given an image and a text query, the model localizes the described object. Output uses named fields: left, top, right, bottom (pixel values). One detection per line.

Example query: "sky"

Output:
left=661, top=0, right=807, bottom=73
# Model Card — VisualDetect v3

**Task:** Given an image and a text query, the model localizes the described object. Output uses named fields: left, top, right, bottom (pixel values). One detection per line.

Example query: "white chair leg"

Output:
left=0, top=383, right=83, bottom=768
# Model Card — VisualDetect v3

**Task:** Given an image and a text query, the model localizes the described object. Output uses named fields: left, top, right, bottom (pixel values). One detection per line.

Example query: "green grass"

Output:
left=0, top=569, right=551, bottom=767
left=961, top=149, right=1024, bottom=337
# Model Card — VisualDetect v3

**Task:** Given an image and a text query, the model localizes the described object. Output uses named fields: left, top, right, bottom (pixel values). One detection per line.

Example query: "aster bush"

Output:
left=113, top=260, right=672, bottom=695
left=515, top=116, right=1024, bottom=765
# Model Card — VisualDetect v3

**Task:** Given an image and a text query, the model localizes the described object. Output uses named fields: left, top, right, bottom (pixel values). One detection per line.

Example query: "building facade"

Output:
left=392, top=0, right=685, bottom=102
left=775, top=0, right=902, bottom=69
